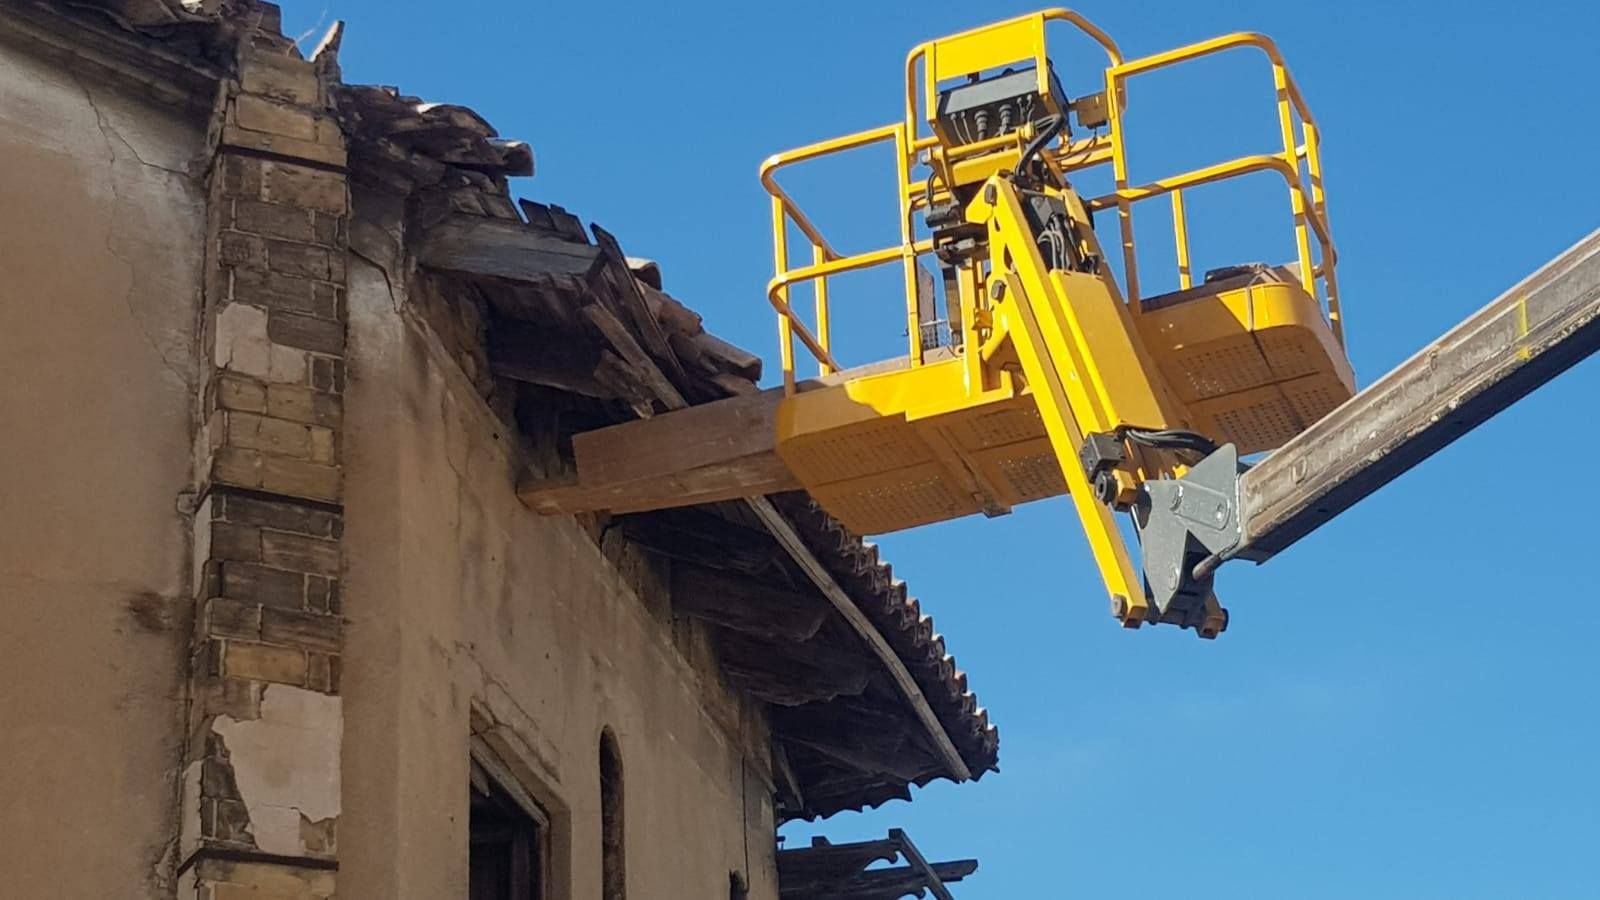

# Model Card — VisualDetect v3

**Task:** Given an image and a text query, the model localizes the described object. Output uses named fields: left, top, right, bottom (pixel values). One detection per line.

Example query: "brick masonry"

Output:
left=179, top=19, right=349, bottom=898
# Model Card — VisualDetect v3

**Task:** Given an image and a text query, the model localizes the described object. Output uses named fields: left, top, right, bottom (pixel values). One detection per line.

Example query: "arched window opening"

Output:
left=599, top=729, right=626, bottom=900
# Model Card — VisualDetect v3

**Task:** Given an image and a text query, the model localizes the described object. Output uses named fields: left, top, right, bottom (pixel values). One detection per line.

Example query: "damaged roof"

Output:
left=50, top=0, right=999, bottom=820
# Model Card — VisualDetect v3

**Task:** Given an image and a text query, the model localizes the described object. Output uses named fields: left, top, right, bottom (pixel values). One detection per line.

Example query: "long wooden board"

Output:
left=1237, top=229, right=1600, bottom=560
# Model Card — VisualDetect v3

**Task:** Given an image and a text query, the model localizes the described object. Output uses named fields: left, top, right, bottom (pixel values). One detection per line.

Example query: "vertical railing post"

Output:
left=1171, top=189, right=1192, bottom=290
left=772, top=195, right=796, bottom=395
left=1105, top=69, right=1141, bottom=310
left=1302, top=119, right=1344, bottom=345
left=1275, top=65, right=1315, bottom=297
left=895, top=125, right=924, bottom=364
left=813, top=244, right=832, bottom=376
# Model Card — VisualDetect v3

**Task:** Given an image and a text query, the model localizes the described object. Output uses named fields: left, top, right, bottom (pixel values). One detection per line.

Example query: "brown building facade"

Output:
left=0, top=3, right=996, bottom=898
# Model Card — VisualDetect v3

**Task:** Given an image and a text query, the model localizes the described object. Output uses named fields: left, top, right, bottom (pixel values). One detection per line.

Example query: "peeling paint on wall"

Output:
left=213, top=685, right=343, bottom=857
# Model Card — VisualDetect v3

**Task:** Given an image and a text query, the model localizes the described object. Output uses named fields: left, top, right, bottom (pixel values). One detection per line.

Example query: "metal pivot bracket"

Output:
left=1133, top=443, right=1244, bottom=638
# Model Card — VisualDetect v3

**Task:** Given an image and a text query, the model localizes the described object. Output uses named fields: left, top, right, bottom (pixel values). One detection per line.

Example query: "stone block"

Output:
left=219, top=232, right=268, bottom=270
left=312, top=212, right=342, bottom=247
left=221, top=123, right=347, bottom=169
left=268, top=343, right=311, bottom=385
left=201, top=797, right=255, bottom=845
left=200, top=755, right=240, bottom=800
left=261, top=162, right=347, bottom=215
left=234, top=200, right=316, bottom=243
left=221, top=562, right=305, bottom=609
left=265, top=384, right=341, bottom=427
left=234, top=94, right=318, bottom=142
left=310, top=357, right=344, bottom=393
left=219, top=494, right=341, bottom=540
left=313, top=282, right=342, bottom=319
left=261, top=607, right=340, bottom=653
left=194, top=858, right=336, bottom=898
left=261, top=531, right=339, bottom=577
left=265, top=240, right=331, bottom=280
left=259, top=456, right=341, bottom=503
left=213, top=373, right=268, bottom=414
left=240, top=54, right=320, bottom=106
left=304, top=577, right=338, bottom=614
left=192, top=677, right=262, bottom=723
left=223, top=640, right=307, bottom=686
left=234, top=268, right=336, bottom=318
left=212, top=446, right=265, bottom=491
left=221, top=155, right=265, bottom=199
left=209, top=522, right=262, bottom=563
left=308, top=427, right=336, bottom=465
left=226, top=411, right=312, bottom=458
left=268, top=311, right=344, bottom=355
left=205, top=597, right=263, bottom=640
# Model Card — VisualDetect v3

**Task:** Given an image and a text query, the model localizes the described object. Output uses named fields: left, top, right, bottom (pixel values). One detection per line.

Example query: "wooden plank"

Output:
left=591, top=224, right=689, bottom=386
left=716, top=631, right=874, bottom=706
left=889, top=829, right=959, bottom=900
left=415, top=213, right=600, bottom=279
left=671, top=562, right=831, bottom=642
left=517, top=388, right=795, bottom=514
left=616, top=508, right=779, bottom=575
left=517, top=452, right=799, bottom=516
left=748, top=496, right=974, bottom=782
left=592, top=350, right=657, bottom=418
left=771, top=743, right=806, bottom=816
left=579, top=302, right=682, bottom=410
left=576, top=387, right=782, bottom=486
left=773, top=720, right=933, bottom=783
left=1237, top=229, right=1600, bottom=561
left=695, top=331, right=764, bottom=381
left=641, top=284, right=704, bottom=335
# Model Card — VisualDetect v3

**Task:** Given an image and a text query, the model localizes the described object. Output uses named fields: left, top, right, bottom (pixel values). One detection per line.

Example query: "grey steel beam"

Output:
left=1234, top=229, right=1600, bottom=562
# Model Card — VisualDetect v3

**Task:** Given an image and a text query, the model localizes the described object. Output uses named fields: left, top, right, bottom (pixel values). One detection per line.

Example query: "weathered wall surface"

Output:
left=0, top=33, right=207, bottom=897
left=340, top=253, right=780, bottom=899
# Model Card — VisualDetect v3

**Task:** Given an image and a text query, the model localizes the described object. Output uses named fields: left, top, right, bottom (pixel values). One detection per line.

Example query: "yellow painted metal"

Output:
left=759, top=10, right=1355, bottom=630
left=1135, top=268, right=1355, bottom=453
left=1171, top=189, right=1193, bottom=290
left=920, top=15, right=1056, bottom=149
left=813, top=245, right=833, bottom=376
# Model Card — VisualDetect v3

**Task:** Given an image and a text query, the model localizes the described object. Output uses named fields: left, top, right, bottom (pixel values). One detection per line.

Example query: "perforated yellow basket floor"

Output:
left=776, top=360, right=1066, bottom=535
left=1137, top=267, right=1355, bottom=454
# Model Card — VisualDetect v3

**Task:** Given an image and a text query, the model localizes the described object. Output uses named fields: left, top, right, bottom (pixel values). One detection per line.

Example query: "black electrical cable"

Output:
left=1120, top=425, right=1220, bottom=457
left=1013, top=114, right=1066, bottom=178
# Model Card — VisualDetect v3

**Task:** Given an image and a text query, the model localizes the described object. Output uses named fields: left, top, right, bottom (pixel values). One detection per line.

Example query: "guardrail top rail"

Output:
left=760, top=9, right=1343, bottom=394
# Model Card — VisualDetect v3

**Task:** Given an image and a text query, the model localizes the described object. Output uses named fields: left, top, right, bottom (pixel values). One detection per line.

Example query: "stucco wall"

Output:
left=0, top=32, right=208, bottom=898
left=339, top=253, right=780, bottom=899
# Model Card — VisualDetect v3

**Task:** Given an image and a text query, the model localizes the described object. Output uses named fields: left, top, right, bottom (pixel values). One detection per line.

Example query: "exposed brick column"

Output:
left=178, top=25, right=349, bottom=899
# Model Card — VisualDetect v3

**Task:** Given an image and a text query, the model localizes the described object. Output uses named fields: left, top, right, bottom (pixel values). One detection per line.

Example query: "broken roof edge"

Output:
left=321, top=20, right=999, bottom=807
left=42, top=0, right=998, bottom=816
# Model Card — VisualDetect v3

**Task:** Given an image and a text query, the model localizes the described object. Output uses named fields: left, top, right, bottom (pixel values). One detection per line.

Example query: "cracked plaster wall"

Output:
left=0, top=32, right=208, bottom=898
left=338, top=252, right=781, bottom=899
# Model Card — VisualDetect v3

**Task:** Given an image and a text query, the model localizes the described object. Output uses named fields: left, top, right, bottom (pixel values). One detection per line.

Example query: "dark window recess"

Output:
left=600, top=729, right=626, bottom=900
left=470, top=758, right=547, bottom=900
left=730, top=871, right=749, bottom=900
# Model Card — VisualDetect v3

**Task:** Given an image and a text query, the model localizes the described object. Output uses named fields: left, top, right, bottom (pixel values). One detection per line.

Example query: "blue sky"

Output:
left=285, top=1, right=1600, bottom=896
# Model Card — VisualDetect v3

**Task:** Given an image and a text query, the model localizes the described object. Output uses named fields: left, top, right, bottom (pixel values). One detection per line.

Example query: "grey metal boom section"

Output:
left=1234, top=229, right=1600, bottom=562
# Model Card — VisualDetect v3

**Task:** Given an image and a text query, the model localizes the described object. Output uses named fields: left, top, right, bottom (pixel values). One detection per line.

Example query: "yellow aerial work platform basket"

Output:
left=1136, top=265, right=1355, bottom=455
left=762, top=9, right=1353, bottom=540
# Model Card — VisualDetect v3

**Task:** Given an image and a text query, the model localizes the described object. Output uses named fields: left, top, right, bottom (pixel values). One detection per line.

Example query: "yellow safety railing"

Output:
left=1092, top=33, right=1343, bottom=344
left=760, top=123, right=921, bottom=393
left=760, top=12, right=1343, bottom=394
